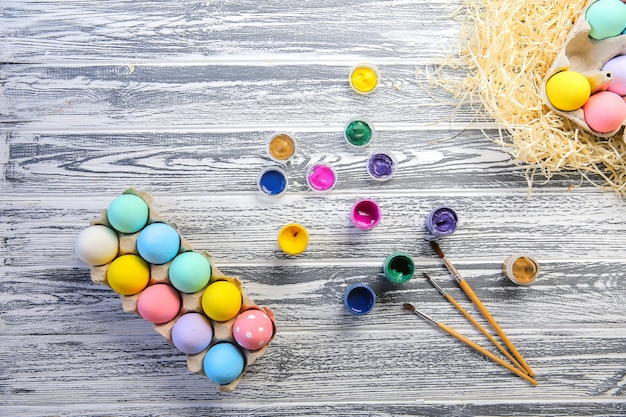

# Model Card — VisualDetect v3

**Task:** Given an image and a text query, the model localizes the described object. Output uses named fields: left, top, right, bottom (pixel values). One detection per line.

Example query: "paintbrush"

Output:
left=403, top=303, right=538, bottom=385
left=429, top=240, right=535, bottom=376
left=423, top=272, right=527, bottom=374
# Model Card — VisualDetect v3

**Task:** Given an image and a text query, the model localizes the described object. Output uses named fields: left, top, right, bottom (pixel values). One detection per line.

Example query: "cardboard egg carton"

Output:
left=88, top=188, right=276, bottom=392
left=540, top=0, right=626, bottom=137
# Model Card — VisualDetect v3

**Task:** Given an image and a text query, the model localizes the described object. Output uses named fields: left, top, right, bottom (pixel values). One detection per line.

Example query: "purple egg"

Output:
left=171, top=313, right=214, bottom=354
left=603, top=55, right=626, bottom=96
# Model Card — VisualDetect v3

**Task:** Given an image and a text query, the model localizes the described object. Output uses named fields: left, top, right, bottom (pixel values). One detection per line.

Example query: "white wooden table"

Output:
left=2, top=1, right=626, bottom=416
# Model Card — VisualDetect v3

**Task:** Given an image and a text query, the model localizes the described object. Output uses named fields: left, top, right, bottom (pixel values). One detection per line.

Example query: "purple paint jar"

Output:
left=367, top=151, right=397, bottom=181
left=425, top=206, right=458, bottom=237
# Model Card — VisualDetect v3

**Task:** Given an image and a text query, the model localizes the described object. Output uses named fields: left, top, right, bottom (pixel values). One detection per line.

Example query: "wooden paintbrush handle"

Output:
left=436, top=322, right=538, bottom=386
left=458, top=279, right=535, bottom=376
left=445, top=294, right=527, bottom=374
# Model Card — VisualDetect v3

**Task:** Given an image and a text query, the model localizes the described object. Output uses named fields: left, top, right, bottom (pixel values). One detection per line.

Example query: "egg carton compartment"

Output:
left=85, top=188, right=276, bottom=392
left=540, top=0, right=626, bottom=137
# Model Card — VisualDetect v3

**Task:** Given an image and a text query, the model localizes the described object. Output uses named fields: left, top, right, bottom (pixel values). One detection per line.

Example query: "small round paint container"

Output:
left=367, top=151, right=397, bottom=181
left=425, top=206, right=458, bottom=237
left=383, top=252, right=415, bottom=284
left=349, top=63, right=379, bottom=95
left=258, top=167, right=288, bottom=197
left=306, top=163, right=337, bottom=192
left=267, top=132, right=297, bottom=163
left=502, top=254, right=539, bottom=286
left=344, top=117, right=375, bottom=147
left=278, top=223, right=309, bottom=256
left=351, top=199, right=381, bottom=230
left=343, top=283, right=376, bottom=315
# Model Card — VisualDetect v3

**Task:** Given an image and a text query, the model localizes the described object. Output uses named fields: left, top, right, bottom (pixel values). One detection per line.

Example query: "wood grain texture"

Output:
left=1, top=0, right=626, bottom=415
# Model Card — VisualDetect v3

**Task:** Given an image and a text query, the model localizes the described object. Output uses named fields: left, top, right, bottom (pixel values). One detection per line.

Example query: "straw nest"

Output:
left=430, top=0, right=626, bottom=194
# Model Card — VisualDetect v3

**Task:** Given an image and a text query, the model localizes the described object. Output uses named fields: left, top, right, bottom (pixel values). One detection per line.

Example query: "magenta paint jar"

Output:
left=351, top=199, right=381, bottom=230
left=425, top=206, right=458, bottom=237
left=306, top=163, right=336, bottom=192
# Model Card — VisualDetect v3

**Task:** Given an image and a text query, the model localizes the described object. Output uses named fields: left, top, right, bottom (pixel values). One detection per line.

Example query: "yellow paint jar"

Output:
left=349, top=63, right=379, bottom=95
left=278, top=223, right=309, bottom=255
left=502, top=254, right=539, bottom=286
left=267, top=133, right=297, bottom=163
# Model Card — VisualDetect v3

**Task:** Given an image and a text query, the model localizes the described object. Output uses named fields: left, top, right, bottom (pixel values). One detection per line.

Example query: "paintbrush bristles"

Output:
left=429, top=240, right=445, bottom=258
left=403, top=303, right=416, bottom=312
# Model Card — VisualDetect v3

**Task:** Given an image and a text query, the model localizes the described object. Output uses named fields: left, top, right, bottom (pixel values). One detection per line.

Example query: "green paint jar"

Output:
left=383, top=253, right=415, bottom=284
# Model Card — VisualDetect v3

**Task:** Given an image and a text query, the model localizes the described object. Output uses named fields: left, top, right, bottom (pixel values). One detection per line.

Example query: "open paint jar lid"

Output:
left=349, top=63, right=379, bottom=95
left=306, top=163, right=337, bottom=192
left=367, top=151, right=397, bottom=181
left=257, top=167, right=288, bottom=197
left=267, top=132, right=297, bottom=163
left=344, top=117, right=375, bottom=147
left=502, top=254, right=539, bottom=286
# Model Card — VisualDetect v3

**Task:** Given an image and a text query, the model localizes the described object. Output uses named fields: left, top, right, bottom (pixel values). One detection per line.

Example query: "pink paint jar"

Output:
left=351, top=199, right=381, bottom=230
left=306, top=163, right=337, bottom=192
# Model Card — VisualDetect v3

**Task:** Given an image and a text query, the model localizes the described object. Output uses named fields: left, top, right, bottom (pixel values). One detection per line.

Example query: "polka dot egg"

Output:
left=233, top=309, right=274, bottom=351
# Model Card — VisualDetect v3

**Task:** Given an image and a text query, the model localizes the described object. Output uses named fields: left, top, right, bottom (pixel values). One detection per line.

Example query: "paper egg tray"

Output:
left=88, top=188, right=276, bottom=392
left=540, top=0, right=626, bottom=137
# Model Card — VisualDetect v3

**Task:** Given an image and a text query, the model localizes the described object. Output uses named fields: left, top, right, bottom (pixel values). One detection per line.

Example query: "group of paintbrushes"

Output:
left=404, top=240, right=537, bottom=385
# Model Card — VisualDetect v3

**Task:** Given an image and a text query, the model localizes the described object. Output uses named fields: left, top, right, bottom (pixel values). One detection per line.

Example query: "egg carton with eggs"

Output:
left=76, top=188, right=276, bottom=392
left=540, top=0, right=626, bottom=137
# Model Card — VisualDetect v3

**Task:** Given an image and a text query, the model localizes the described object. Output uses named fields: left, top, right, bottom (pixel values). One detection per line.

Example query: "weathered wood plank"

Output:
left=1, top=191, right=624, bottom=267
left=0, top=0, right=460, bottom=61
left=0, top=64, right=475, bottom=127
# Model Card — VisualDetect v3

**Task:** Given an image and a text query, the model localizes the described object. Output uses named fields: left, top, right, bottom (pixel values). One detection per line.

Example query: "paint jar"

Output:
left=306, top=163, right=337, bottom=192
left=349, top=63, right=379, bottom=95
left=367, top=151, right=397, bottom=181
left=351, top=199, right=381, bottom=230
left=257, top=167, right=288, bottom=197
left=277, top=223, right=309, bottom=256
left=502, top=254, right=539, bottom=286
left=343, top=283, right=376, bottom=315
left=344, top=117, right=375, bottom=147
left=267, top=132, right=297, bottom=163
left=425, top=206, right=458, bottom=237
left=383, top=253, right=415, bottom=284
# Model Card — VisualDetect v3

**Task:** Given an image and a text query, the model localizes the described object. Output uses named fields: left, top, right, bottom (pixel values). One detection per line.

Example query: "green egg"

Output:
left=107, top=194, right=150, bottom=233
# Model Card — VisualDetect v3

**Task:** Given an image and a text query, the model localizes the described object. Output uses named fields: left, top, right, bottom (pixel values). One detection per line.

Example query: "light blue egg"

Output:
left=586, top=0, right=626, bottom=40
left=203, top=343, right=245, bottom=385
left=137, top=223, right=180, bottom=264
left=169, top=251, right=212, bottom=293
left=107, top=194, right=149, bottom=233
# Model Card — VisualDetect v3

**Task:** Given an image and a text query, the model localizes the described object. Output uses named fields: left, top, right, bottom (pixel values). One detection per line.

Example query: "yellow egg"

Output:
left=106, top=254, right=150, bottom=295
left=545, top=71, right=591, bottom=111
left=201, top=281, right=242, bottom=322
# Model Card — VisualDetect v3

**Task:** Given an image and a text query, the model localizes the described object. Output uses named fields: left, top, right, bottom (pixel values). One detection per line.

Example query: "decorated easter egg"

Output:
left=602, top=55, right=626, bottom=96
left=583, top=91, right=626, bottom=133
left=169, top=251, right=212, bottom=293
left=233, top=309, right=274, bottom=351
left=137, top=284, right=181, bottom=324
left=203, top=343, right=245, bottom=385
left=545, top=71, right=591, bottom=111
left=586, top=0, right=626, bottom=40
left=107, top=194, right=149, bottom=234
left=75, top=225, right=119, bottom=266
left=201, top=280, right=242, bottom=322
left=171, top=312, right=213, bottom=354
left=137, top=222, right=180, bottom=265
left=106, top=254, right=150, bottom=295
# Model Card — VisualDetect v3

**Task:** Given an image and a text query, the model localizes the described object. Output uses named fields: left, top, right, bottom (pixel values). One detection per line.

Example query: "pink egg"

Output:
left=583, top=91, right=626, bottom=133
left=137, top=284, right=181, bottom=324
left=233, top=309, right=274, bottom=351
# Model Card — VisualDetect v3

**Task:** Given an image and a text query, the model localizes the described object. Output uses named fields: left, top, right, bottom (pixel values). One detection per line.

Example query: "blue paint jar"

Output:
left=258, top=167, right=288, bottom=196
left=343, top=283, right=376, bottom=315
